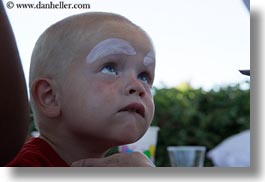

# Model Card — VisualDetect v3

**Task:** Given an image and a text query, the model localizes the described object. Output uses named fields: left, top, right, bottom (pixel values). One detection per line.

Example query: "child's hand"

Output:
left=71, top=152, right=156, bottom=167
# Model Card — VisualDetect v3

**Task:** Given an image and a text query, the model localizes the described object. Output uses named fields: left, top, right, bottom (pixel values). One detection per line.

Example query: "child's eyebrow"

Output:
left=144, top=50, right=155, bottom=66
left=86, top=38, right=136, bottom=64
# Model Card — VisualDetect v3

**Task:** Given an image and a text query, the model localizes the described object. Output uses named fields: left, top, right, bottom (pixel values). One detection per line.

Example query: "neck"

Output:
left=39, top=133, right=109, bottom=165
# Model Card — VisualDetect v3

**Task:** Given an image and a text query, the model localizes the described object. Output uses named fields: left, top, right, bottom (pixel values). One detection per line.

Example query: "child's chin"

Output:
left=116, top=134, right=143, bottom=146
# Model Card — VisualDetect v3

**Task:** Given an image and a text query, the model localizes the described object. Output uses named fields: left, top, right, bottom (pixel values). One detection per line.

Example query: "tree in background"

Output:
left=152, top=82, right=250, bottom=166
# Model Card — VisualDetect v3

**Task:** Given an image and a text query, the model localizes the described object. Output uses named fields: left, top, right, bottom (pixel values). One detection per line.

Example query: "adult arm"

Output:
left=71, top=152, right=156, bottom=167
left=0, top=0, right=29, bottom=166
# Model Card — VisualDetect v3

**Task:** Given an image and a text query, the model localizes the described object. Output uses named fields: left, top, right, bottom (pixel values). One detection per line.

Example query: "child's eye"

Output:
left=138, top=72, right=151, bottom=85
left=100, top=64, right=118, bottom=75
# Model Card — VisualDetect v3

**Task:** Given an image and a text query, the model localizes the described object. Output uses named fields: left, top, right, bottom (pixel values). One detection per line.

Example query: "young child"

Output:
left=7, top=12, right=156, bottom=167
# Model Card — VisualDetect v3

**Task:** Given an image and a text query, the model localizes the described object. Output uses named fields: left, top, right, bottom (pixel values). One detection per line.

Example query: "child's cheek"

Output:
left=148, top=99, right=155, bottom=118
left=92, top=76, right=121, bottom=100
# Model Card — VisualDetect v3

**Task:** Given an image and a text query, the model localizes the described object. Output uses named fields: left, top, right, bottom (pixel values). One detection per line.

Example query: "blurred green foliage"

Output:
left=29, top=107, right=37, bottom=134
left=152, top=82, right=250, bottom=167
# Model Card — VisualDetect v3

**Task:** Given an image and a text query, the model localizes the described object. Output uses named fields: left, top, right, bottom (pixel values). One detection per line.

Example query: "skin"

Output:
left=0, top=0, right=29, bottom=166
left=31, top=16, right=156, bottom=166
left=71, top=152, right=155, bottom=167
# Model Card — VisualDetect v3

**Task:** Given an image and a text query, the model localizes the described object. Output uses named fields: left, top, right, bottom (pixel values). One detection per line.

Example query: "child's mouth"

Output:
left=118, top=103, right=145, bottom=118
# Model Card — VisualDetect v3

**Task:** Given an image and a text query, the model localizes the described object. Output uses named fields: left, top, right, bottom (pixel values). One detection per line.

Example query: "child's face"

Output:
left=59, top=23, right=155, bottom=147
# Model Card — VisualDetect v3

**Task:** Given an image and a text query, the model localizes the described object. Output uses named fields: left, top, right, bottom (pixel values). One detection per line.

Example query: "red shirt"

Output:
left=6, top=137, right=69, bottom=167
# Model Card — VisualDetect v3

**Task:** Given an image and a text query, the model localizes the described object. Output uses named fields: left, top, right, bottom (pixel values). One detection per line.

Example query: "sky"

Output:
left=3, top=0, right=250, bottom=90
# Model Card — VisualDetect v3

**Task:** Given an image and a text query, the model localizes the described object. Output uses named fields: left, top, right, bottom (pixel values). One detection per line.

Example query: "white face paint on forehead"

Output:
left=144, top=50, right=155, bottom=66
left=86, top=38, right=136, bottom=64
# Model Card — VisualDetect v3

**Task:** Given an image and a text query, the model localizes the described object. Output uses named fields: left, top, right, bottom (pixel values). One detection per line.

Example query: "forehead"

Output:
left=91, top=21, right=153, bottom=53
left=59, top=15, right=155, bottom=68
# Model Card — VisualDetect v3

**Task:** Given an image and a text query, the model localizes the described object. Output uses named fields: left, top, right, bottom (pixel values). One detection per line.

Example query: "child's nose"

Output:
left=124, top=76, right=146, bottom=98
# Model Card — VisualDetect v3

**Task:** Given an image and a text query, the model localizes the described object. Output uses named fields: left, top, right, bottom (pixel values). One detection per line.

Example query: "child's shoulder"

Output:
left=6, top=137, right=68, bottom=167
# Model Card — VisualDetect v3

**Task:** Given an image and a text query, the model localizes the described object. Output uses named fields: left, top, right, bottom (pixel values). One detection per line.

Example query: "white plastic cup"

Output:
left=119, top=126, right=160, bottom=162
left=167, top=146, right=206, bottom=167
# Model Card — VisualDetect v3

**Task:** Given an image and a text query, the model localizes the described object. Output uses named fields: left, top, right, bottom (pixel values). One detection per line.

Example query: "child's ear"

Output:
left=31, top=78, right=61, bottom=118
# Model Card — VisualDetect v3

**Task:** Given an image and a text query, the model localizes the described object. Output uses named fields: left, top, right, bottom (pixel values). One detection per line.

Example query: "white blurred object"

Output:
left=242, top=0, right=250, bottom=11
left=119, top=126, right=160, bottom=162
left=207, top=130, right=250, bottom=167
left=31, top=131, right=40, bottom=137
